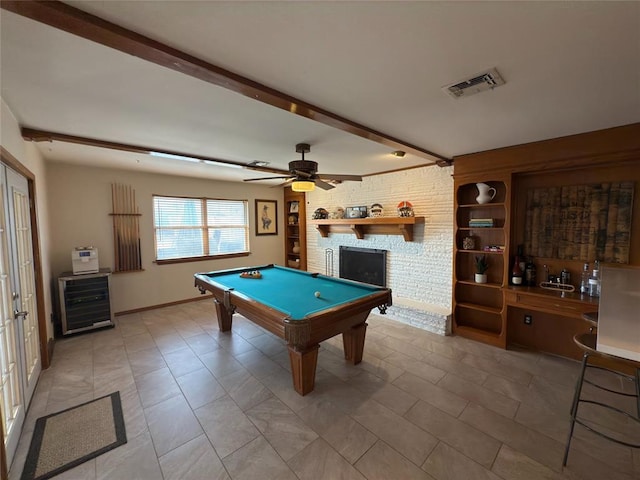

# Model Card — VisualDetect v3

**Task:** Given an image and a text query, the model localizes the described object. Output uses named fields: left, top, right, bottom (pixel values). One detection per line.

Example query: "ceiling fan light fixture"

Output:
left=291, top=180, right=315, bottom=192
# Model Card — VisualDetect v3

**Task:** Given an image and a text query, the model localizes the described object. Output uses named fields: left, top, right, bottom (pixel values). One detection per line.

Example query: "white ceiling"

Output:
left=1, top=1, right=639, bottom=185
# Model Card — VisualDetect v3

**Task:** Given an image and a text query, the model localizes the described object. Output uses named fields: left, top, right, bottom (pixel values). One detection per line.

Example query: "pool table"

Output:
left=194, top=264, right=392, bottom=395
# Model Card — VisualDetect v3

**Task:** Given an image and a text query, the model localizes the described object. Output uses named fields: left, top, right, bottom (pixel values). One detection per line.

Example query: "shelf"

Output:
left=457, top=280, right=503, bottom=289
left=458, top=227, right=503, bottom=231
left=309, top=217, right=425, bottom=241
left=453, top=325, right=505, bottom=348
left=458, top=202, right=506, bottom=208
left=454, top=179, right=509, bottom=349
left=457, top=249, right=504, bottom=255
left=457, top=302, right=502, bottom=315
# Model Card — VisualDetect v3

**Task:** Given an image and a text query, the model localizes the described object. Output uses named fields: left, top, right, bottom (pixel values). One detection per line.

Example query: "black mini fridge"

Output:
left=58, top=268, right=114, bottom=335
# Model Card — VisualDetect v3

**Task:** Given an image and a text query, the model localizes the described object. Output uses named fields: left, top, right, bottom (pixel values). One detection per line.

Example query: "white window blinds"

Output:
left=153, top=196, right=249, bottom=261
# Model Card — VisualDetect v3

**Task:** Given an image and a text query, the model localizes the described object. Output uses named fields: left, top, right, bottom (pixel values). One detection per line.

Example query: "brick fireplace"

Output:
left=304, top=165, right=454, bottom=336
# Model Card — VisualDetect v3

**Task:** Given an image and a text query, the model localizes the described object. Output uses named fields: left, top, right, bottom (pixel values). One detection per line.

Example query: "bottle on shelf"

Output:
left=518, top=246, right=526, bottom=273
left=588, top=260, right=600, bottom=297
left=580, top=262, right=590, bottom=294
left=524, top=258, right=537, bottom=287
left=511, top=246, right=524, bottom=285
left=543, top=264, right=550, bottom=282
left=560, top=268, right=571, bottom=286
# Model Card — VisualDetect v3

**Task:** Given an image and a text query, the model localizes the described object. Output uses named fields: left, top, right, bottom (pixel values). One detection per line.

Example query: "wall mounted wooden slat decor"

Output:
left=523, top=181, right=634, bottom=263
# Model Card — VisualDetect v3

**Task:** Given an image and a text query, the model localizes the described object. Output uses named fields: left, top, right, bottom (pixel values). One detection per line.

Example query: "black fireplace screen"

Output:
left=339, top=246, right=387, bottom=287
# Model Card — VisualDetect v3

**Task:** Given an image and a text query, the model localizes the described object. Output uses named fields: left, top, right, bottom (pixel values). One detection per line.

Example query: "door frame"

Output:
left=0, top=146, right=49, bottom=478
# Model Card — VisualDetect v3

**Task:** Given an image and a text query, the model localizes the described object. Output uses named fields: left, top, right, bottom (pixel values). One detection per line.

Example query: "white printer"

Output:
left=71, top=247, right=99, bottom=275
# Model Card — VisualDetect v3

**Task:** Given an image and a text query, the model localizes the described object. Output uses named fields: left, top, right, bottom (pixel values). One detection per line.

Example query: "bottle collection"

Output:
left=510, top=245, right=537, bottom=286
left=510, top=244, right=599, bottom=296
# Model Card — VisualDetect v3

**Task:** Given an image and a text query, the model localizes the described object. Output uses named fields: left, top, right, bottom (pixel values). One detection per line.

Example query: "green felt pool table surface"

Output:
left=197, top=265, right=384, bottom=320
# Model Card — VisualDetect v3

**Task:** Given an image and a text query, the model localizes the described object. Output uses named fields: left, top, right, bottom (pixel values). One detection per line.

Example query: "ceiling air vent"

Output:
left=443, top=68, right=505, bottom=99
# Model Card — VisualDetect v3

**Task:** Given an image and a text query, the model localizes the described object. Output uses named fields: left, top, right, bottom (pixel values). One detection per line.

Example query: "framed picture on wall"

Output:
left=255, top=199, right=278, bottom=235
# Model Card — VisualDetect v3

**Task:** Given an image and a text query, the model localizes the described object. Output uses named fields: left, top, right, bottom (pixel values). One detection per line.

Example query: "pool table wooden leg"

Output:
left=213, top=298, right=233, bottom=332
left=288, top=344, right=319, bottom=396
left=343, top=322, right=368, bottom=364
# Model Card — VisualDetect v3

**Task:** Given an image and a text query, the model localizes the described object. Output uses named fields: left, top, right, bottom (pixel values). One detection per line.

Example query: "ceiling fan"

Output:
left=243, top=143, right=362, bottom=191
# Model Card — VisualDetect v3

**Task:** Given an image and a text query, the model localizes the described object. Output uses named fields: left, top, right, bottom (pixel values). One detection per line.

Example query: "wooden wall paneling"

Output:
left=453, top=123, right=640, bottom=177
left=452, top=123, right=640, bottom=354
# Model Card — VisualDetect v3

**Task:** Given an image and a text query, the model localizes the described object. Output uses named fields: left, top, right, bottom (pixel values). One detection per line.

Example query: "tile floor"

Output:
left=8, top=299, right=640, bottom=480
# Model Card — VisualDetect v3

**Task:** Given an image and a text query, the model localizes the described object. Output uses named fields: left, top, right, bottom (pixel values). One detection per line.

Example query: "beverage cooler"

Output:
left=58, top=268, right=114, bottom=335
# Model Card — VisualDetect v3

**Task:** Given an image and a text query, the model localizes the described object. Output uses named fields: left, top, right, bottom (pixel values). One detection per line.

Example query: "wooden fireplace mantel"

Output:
left=308, top=217, right=425, bottom=241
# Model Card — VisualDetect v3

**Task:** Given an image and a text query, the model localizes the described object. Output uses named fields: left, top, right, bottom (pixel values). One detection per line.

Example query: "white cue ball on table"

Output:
left=314, top=291, right=321, bottom=298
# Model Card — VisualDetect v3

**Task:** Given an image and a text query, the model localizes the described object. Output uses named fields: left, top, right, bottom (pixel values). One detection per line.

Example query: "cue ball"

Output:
left=314, top=291, right=321, bottom=298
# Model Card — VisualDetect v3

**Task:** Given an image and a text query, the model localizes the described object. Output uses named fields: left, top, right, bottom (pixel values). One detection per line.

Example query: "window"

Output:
left=153, top=195, right=249, bottom=262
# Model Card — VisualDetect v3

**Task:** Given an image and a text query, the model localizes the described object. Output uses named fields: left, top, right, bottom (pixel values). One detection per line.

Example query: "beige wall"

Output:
left=1, top=98, right=55, bottom=340
left=47, top=163, right=284, bottom=313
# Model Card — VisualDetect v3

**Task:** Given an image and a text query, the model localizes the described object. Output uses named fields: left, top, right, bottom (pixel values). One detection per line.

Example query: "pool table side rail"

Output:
left=194, top=273, right=289, bottom=339
left=298, top=289, right=392, bottom=346
left=196, top=264, right=276, bottom=278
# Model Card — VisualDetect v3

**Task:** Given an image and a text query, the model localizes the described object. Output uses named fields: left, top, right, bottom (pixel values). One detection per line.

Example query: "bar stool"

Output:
left=563, top=332, right=640, bottom=466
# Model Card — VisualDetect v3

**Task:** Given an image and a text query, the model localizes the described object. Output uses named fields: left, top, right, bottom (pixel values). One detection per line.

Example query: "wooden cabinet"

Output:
left=452, top=175, right=511, bottom=348
left=284, top=188, right=306, bottom=270
left=504, top=287, right=598, bottom=359
left=452, top=124, right=640, bottom=355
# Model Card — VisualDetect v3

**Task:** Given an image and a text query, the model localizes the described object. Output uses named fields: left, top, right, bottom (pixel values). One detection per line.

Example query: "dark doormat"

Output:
left=21, top=391, right=127, bottom=480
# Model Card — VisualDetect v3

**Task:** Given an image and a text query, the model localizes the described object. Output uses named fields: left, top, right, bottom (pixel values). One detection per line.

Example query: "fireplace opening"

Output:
left=339, top=246, right=387, bottom=287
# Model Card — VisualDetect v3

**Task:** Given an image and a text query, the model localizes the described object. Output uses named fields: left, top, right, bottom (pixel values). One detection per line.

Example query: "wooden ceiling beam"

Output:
left=2, top=0, right=452, bottom=166
left=21, top=128, right=290, bottom=175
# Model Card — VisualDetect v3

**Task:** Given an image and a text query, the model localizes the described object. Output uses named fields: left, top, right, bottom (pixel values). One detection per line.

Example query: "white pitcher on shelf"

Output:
left=475, top=183, right=496, bottom=204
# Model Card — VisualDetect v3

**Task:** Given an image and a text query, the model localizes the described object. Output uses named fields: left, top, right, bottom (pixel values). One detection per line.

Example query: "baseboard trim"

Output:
left=114, top=294, right=213, bottom=316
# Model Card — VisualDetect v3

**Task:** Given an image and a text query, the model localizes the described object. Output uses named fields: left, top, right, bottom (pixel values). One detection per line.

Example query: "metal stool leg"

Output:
left=563, top=351, right=589, bottom=466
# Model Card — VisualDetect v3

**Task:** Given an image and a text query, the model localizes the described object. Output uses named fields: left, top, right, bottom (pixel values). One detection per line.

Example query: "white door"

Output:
left=0, top=165, right=40, bottom=466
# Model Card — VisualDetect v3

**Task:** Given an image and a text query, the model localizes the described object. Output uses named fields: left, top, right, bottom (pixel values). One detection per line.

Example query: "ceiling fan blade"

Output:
left=293, top=169, right=313, bottom=179
left=245, top=165, right=290, bottom=175
left=314, top=178, right=336, bottom=190
left=317, top=173, right=362, bottom=181
left=243, top=175, right=292, bottom=182
left=272, top=178, right=295, bottom=188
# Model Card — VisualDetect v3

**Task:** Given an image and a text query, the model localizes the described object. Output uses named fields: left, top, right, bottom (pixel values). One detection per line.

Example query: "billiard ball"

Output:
left=314, top=291, right=321, bottom=298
